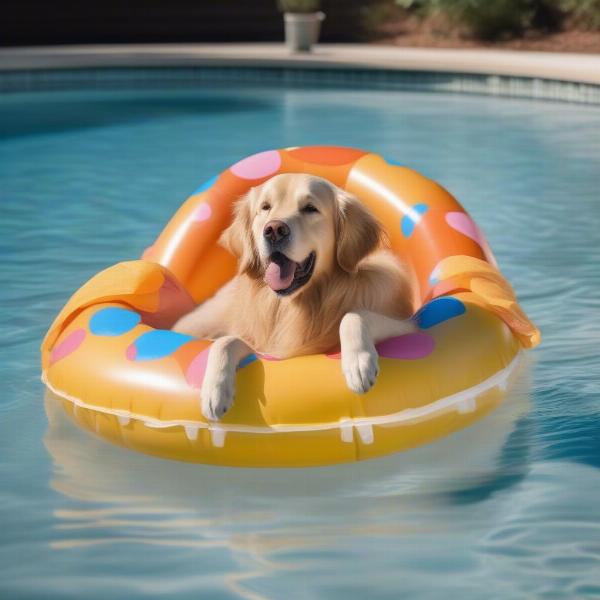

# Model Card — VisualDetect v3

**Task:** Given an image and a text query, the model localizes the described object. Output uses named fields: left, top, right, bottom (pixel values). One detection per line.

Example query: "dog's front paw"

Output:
left=201, top=373, right=235, bottom=421
left=342, top=343, right=380, bottom=394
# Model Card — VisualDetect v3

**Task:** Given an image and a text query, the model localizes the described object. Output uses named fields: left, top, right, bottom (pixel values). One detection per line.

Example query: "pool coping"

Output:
left=1, top=43, right=600, bottom=104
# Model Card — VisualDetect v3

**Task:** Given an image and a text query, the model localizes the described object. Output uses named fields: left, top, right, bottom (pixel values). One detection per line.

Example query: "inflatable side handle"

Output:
left=41, top=260, right=195, bottom=369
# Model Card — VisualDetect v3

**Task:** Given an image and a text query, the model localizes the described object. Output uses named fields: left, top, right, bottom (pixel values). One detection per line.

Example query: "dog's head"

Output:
left=220, top=173, right=383, bottom=297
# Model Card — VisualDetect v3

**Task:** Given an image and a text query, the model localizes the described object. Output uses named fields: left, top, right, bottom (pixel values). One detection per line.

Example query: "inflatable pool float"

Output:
left=41, top=146, right=540, bottom=467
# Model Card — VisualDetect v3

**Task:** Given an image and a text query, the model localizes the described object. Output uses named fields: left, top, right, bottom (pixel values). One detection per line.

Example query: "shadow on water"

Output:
left=443, top=413, right=534, bottom=505
left=0, top=94, right=274, bottom=140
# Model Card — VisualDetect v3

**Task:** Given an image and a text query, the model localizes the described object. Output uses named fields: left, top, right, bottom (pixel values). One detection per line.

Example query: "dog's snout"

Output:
left=263, top=220, right=290, bottom=244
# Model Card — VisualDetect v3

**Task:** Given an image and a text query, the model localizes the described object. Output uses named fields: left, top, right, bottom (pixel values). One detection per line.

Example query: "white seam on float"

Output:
left=456, top=396, right=477, bottom=414
left=184, top=425, right=199, bottom=441
left=209, top=426, right=226, bottom=448
left=41, top=351, right=521, bottom=437
left=143, top=420, right=171, bottom=429
left=339, top=418, right=354, bottom=443
left=355, top=423, right=374, bottom=444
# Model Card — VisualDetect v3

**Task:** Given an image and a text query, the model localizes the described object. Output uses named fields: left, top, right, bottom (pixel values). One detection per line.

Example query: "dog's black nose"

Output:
left=263, top=220, right=290, bottom=244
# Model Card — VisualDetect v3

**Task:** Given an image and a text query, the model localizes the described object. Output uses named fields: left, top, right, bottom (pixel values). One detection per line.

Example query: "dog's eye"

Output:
left=301, top=204, right=319, bottom=214
left=261, top=202, right=271, bottom=211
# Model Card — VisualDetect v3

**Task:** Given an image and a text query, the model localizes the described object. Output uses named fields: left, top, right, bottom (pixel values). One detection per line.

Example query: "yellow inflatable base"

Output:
left=46, top=382, right=512, bottom=467
left=42, top=293, right=522, bottom=468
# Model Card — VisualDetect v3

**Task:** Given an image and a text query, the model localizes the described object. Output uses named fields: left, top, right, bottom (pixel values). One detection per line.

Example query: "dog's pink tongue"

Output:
left=265, top=260, right=295, bottom=291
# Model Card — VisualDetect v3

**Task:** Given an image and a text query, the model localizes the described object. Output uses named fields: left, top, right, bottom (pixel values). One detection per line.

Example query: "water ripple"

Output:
left=1, top=84, right=599, bottom=599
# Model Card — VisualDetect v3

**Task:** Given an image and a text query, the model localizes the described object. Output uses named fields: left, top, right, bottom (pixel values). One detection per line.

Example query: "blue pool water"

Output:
left=1, top=80, right=600, bottom=599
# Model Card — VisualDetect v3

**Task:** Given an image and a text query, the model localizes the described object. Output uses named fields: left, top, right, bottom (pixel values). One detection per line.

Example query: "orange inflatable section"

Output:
left=142, top=146, right=538, bottom=346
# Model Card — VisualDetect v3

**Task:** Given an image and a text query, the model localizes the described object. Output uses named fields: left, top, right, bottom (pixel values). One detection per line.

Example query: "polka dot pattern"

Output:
left=376, top=333, right=435, bottom=360
left=238, top=354, right=258, bottom=369
left=445, top=212, right=486, bottom=248
left=192, top=202, right=212, bottom=222
left=141, top=245, right=155, bottom=260
left=127, top=330, right=193, bottom=361
left=416, top=297, right=466, bottom=329
left=39, top=146, right=539, bottom=469
left=258, top=353, right=282, bottom=361
left=185, top=347, right=210, bottom=388
left=385, top=157, right=403, bottom=166
left=50, top=328, right=86, bottom=365
left=185, top=349, right=258, bottom=390
left=90, top=307, right=141, bottom=336
left=324, top=334, right=435, bottom=361
left=325, top=347, right=341, bottom=360
left=401, top=204, right=429, bottom=237
left=230, top=150, right=281, bottom=180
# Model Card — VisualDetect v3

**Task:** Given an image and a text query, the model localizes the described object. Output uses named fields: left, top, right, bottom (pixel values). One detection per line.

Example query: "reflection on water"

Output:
left=41, top=365, right=534, bottom=597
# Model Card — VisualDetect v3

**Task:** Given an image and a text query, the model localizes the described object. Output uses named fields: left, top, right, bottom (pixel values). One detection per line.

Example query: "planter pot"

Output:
left=283, top=11, right=325, bottom=53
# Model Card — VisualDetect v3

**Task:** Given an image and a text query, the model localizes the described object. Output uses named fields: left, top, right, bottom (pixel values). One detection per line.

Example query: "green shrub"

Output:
left=396, top=0, right=563, bottom=40
left=445, top=0, right=538, bottom=39
left=561, top=0, right=600, bottom=29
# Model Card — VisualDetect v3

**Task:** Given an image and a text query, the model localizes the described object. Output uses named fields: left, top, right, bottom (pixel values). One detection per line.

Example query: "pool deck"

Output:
left=1, top=43, right=600, bottom=86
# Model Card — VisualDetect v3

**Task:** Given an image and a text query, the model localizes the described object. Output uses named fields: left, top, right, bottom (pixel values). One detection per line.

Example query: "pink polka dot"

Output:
left=258, top=353, right=281, bottom=361
left=325, top=335, right=434, bottom=361
left=376, top=332, right=435, bottom=360
left=125, top=344, right=137, bottom=361
left=230, top=150, right=281, bottom=180
left=446, top=212, right=486, bottom=248
left=325, top=349, right=341, bottom=360
left=185, top=348, right=210, bottom=388
left=142, top=244, right=154, bottom=259
left=193, top=202, right=212, bottom=222
left=50, top=329, right=86, bottom=365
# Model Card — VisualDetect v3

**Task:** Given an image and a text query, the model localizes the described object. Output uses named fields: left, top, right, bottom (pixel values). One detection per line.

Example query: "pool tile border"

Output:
left=1, top=66, right=599, bottom=104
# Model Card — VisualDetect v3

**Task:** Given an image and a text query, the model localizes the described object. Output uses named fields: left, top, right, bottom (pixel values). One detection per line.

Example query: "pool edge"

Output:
left=1, top=43, right=600, bottom=105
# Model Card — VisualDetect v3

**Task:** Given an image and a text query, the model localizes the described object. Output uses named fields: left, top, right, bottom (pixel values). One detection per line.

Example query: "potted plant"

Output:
left=278, top=0, right=326, bottom=53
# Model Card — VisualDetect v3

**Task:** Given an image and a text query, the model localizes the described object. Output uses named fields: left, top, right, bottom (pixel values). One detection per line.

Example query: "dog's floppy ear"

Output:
left=219, top=190, right=261, bottom=278
left=336, top=189, right=383, bottom=273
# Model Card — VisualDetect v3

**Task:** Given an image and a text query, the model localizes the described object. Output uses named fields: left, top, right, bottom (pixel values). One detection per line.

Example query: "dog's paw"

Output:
left=200, top=374, right=235, bottom=421
left=342, top=343, right=380, bottom=394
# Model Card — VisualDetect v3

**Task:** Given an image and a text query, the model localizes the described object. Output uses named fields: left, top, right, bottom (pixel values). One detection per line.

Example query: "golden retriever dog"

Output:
left=173, top=174, right=416, bottom=420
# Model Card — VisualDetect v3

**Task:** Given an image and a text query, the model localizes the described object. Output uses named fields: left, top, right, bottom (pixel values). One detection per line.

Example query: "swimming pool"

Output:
left=1, top=74, right=599, bottom=599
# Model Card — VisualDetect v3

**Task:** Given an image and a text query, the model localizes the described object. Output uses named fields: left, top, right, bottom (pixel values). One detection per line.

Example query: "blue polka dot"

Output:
left=237, top=354, right=257, bottom=369
left=400, top=204, right=429, bottom=237
left=385, top=157, right=404, bottom=166
left=415, top=296, right=466, bottom=329
left=130, top=330, right=193, bottom=361
left=90, top=307, right=141, bottom=336
left=192, top=175, right=219, bottom=195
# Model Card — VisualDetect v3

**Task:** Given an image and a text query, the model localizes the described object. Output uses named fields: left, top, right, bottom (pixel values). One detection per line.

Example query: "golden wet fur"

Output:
left=174, top=173, right=416, bottom=419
